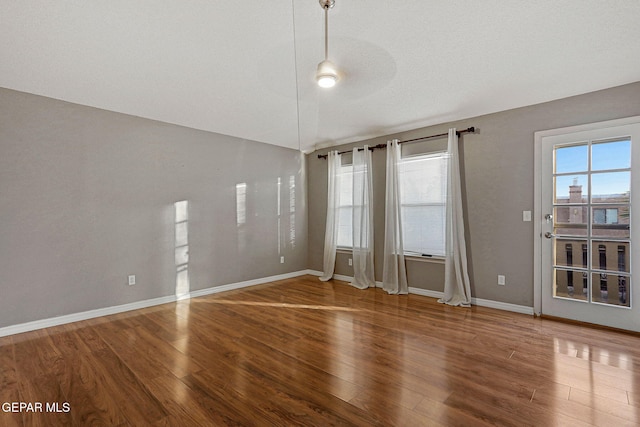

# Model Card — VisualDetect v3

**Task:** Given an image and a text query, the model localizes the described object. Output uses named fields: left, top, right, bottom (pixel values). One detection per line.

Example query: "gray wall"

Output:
left=0, top=88, right=307, bottom=328
left=2, top=81, right=639, bottom=329
left=307, top=81, right=640, bottom=307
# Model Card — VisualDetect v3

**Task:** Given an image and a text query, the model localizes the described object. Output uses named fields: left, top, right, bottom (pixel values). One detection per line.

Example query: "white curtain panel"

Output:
left=438, top=129, right=472, bottom=306
left=320, top=151, right=342, bottom=281
left=382, top=139, right=408, bottom=294
left=351, top=145, right=376, bottom=289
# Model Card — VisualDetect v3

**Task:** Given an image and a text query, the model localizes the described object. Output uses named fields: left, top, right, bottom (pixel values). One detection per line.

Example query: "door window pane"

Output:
left=555, top=144, right=588, bottom=174
left=591, top=139, right=631, bottom=171
left=591, top=205, right=630, bottom=238
left=553, top=206, right=587, bottom=236
left=554, top=175, right=587, bottom=204
left=591, top=241, right=630, bottom=274
left=554, top=239, right=588, bottom=269
left=591, top=171, right=630, bottom=202
left=554, top=268, right=588, bottom=301
left=591, top=272, right=630, bottom=307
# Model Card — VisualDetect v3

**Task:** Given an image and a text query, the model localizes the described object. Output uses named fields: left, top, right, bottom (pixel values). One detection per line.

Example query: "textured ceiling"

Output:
left=1, top=1, right=640, bottom=153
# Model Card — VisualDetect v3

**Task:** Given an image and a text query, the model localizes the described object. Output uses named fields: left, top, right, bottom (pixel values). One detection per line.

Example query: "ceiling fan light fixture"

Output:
left=317, top=0, right=338, bottom=89
left=316, top=59, right=338, bottom=88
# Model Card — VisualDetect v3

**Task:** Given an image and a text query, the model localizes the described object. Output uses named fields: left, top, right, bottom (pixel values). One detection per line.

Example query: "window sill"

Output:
left=405, top=254, right=445, bottom=264
left=337, top=248, right=444, bottom=264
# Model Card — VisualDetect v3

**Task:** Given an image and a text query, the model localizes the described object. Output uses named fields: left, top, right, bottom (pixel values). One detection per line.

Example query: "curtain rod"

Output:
left=317, top=126, right=475, bottom=159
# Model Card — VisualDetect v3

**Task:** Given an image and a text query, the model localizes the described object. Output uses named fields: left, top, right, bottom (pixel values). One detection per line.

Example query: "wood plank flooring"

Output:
left=1, top=275, right=640, bottom=426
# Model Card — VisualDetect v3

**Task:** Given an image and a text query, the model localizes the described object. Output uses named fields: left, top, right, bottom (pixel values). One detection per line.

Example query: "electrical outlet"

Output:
left=128, top=275, right=136, bottom=286
left=348, top=258, right=352, bottom=266
left=280, top=256, right=285, bottom=264
left=497, top=275, right=505, bottom=286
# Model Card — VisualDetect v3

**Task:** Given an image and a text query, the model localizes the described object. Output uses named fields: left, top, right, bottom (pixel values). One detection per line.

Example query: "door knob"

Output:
left=544, top=232, right=555, bottom=239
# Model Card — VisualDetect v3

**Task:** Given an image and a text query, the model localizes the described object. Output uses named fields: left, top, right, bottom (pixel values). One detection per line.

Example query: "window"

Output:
left=399, top=152, right=448, bottom=256
left=337, top=164, right=353, bottom=248
left=593, top=208, right=618, bottom=224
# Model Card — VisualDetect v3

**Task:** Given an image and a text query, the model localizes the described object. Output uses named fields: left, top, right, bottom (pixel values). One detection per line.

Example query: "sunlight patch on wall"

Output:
left=236, top=183, right=248, bottom=254
left=277, top=177, right=282, bottom=255
left=236, top=183, right=247, bottom=226
left=175, top=200, right=190, bottom=298
left=289, top=175, right=296, bottom=248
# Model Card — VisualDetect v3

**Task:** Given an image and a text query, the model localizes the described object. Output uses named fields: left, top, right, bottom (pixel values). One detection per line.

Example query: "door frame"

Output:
left=534, top=115, right=640, bottom=317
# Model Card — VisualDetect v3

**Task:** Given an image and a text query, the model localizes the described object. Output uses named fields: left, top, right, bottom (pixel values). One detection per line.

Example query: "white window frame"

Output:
left=336, top=163, right=353, bottom=249
left=399, top=151, right=448, bottom=258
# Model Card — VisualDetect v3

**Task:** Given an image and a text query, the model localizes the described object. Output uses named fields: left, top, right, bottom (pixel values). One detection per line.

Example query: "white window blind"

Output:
left=337, top=164, right=353, bottom=248
left=399, top=152, right=448, bottom=256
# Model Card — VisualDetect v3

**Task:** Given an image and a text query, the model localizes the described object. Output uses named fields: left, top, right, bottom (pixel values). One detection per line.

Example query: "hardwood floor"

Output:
left=1, top=275, right=640, bottom=426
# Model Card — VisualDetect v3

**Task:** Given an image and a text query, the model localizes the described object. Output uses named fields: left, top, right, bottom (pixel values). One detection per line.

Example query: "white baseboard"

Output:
left=313, top=271, right=385, bottom=288
left=307, top=271, right=534, bottom=316
left=0, top=270, right=312, bottom=338
left=188, top=270, right=311, bottom=298
left=2, top=270, right=534, bottom=337
left=332, top=273, right=354, bottom=283
left=0, top=295, right=178, bottom=338
left=408, top=287, right=444, bottom=299
left=470, top=297, right=534, bottom=315
left=307, top=269, right=324, bottom=276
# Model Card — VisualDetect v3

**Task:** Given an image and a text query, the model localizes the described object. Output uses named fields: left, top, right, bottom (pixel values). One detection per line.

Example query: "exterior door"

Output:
left=536, top=117, right=640, bottom=332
